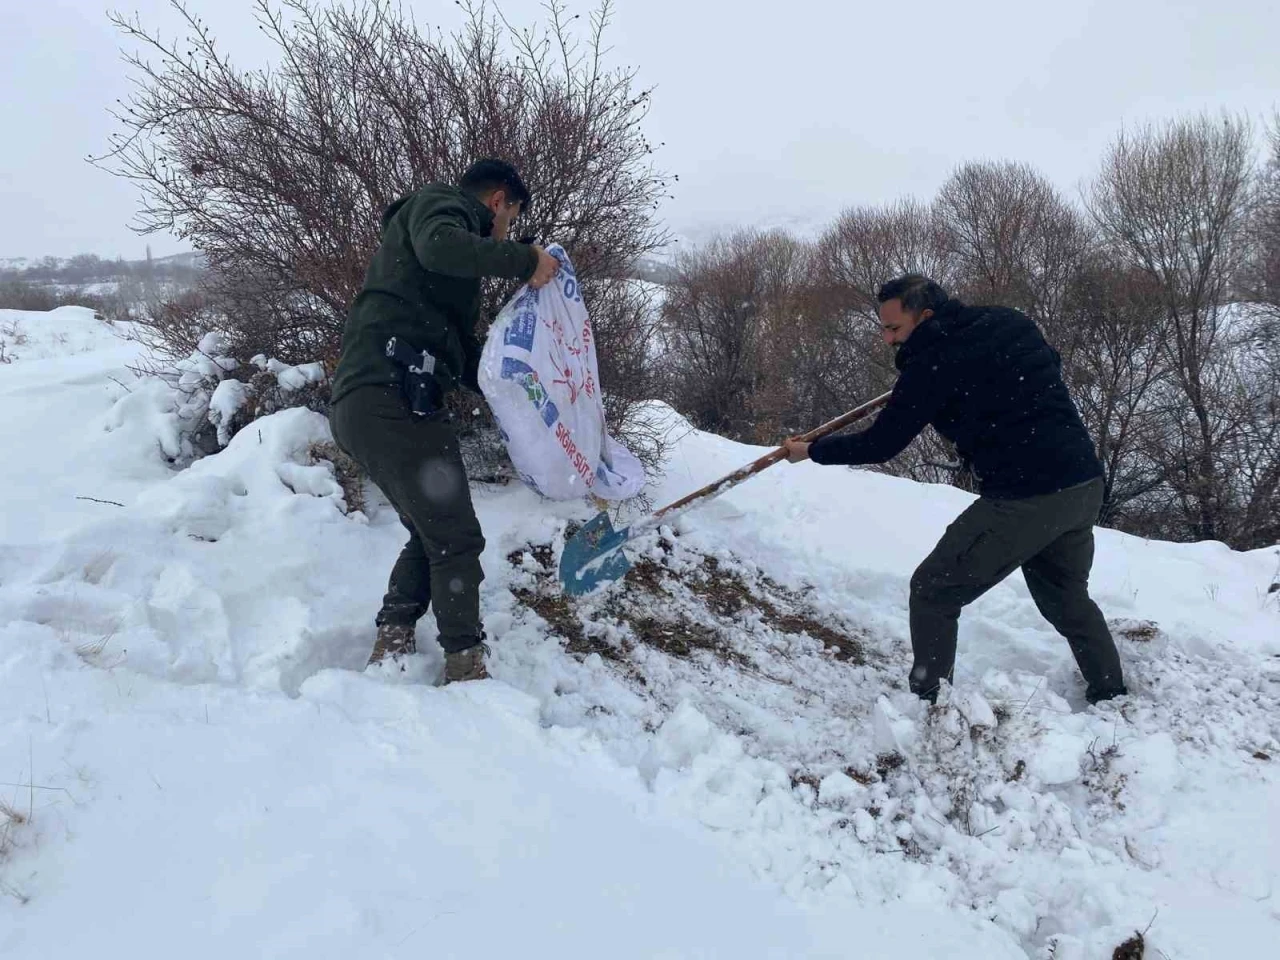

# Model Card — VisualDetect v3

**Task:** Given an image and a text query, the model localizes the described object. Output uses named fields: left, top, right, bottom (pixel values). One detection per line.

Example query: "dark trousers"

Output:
left=329, top=386, right=485, bottom=654
left=908, top=477, right=1126, bottom=703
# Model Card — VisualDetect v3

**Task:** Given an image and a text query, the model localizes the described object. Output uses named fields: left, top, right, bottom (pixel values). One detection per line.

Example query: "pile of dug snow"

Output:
left=2, top=307, right=1278, bottom=959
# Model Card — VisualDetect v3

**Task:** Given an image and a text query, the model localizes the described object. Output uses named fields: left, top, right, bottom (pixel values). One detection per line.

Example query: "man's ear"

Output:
left=918, top=308, right=934, bottom=323
left=485, top=188, right=507, bottom=213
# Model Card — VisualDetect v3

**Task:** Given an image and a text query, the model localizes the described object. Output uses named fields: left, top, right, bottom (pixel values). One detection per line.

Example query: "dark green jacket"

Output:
left=329, top=184, right=539, bottom=405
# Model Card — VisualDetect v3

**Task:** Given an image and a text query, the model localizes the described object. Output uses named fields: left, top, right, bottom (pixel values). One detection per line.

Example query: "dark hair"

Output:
left=458, top=158, right=531, bottom=208
left=876, top=274, right=949, bottom=316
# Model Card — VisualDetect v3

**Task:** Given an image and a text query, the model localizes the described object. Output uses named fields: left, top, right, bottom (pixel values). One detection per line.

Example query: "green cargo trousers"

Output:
left=329, top=386, right=485, bottom=654
left=908, top=477, right=1126, bottom=704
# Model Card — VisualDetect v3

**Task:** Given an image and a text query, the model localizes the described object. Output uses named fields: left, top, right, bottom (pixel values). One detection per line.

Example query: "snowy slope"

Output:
left=1, top=307, right=1278, bottom=959
left=0, top=308, right=175, bottom=542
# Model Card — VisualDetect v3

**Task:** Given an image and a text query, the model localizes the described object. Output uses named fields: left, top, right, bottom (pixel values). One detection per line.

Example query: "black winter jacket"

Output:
left=808, top=300, right=1102, bottom=499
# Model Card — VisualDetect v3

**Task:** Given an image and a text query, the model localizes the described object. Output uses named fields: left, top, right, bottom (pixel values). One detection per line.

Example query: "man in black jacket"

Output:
left=784, top=275, right=1127, bottom=705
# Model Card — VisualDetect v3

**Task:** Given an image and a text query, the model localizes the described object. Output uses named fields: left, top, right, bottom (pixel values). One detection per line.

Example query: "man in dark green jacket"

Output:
left=330, top=159, right=559, bottom=682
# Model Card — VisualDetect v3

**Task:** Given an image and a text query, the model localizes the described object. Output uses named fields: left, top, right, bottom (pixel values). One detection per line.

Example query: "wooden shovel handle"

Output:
left=793, top=390, right=894, bottom=443
left=648, top=390, right=894, bottom=525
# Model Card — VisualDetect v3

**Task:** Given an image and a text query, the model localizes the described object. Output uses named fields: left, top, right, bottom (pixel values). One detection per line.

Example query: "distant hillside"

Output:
left=629, top=255, right=676, bottom=284
left=0, top=250, right=204, bottom=286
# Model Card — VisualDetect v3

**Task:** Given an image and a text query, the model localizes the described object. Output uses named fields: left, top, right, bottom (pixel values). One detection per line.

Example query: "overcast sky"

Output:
left=2, top=0, right=1278, bottom=260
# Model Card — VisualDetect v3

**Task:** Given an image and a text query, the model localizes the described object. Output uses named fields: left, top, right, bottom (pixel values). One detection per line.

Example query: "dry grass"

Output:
left=875, top=752, right=906, bottom=779
left=1084, top=740, right=1128, bottom=811
left=0, top=317, right=27, bottom=364
left=626, top=613, right=736, bottom=662
left=685, top=555, right=867, bottom=663
left=1, top=788, right=31, bottom=904
left=0, top=317, right=29, bottom=345
left=1115, top=620, right=1160, bottom=642
left=505, top=532, right=869, bottom=695
left=0, top=796, right=27, bottom=837
left=1112, top=931, right=1145, bottom=959
left=309, top=441, right=367, bottom=516
left=74, top=630, right=125, bottom=669
left=788, top=771, right=822, bottom=792
left=507, top=547, right=628, bottom=663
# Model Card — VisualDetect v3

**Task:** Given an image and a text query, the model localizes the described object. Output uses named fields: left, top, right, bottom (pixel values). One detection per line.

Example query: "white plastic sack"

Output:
left=479, top=244, right=646, bottom=501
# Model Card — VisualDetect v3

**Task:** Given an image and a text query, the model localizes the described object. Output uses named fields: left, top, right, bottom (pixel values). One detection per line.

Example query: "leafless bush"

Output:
left=660, top=229, right=810, bottom=442
left=98, top=0, right=669, bottom=472
left=0, top=281, right=62, bottom=313
left=126, top=287, right=220, bottom=359
left=590, top=278, right=670, bottom=466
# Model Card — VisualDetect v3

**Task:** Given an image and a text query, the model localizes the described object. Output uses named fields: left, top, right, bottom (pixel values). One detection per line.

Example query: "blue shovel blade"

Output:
left=559, top=512, right=633, bottom=596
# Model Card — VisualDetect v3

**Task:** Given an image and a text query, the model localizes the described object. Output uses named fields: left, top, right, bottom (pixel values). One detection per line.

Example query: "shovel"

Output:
left=558, top=390, right=893, bottom=595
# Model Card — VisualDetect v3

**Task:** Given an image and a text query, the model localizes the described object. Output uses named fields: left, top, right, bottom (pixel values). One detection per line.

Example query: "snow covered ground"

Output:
left=1, top=306, right=1278, bottom=958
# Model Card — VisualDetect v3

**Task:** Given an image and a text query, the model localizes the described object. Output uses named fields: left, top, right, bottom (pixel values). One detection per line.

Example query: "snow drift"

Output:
left=1, top=306, right=1278, bottom=959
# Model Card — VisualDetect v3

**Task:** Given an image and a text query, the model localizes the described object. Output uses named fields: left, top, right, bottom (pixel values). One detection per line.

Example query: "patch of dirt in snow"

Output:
left=1111, top=931, right=1146, bottom=959
left=1112, top=619, right=1160, bottom=643
left=508, top=533, right=867, bottom=675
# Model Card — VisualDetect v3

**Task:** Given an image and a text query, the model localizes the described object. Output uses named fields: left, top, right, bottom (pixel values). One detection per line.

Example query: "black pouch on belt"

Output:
left=385, top=336, right=445, bottom=416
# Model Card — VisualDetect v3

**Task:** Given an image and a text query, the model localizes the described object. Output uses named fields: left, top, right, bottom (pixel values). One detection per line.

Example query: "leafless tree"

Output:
left=1089, top=112, right=1255, bottom=542
left=1058, top=260, right=1169, bottom=525
left=1243, top=116, right=1280, bottom=319
left=805, top=200, right=979, bottom=487
left=936, top=161, right=1092, bottom=339
left=1222, top=315, right=1280, bottom=547
left=814, top=199, right=956, bottom=320
left=655, top=115, right=1276, bottom=548
left=808, top=199, right=954, bottom=395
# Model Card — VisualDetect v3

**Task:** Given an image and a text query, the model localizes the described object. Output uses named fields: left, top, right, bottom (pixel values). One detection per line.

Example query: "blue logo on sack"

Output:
left=500, top=356, right=559, bottom=427
left=503, top=289, right=539, bottom=351
left=543, top=244, right=581, bottom=303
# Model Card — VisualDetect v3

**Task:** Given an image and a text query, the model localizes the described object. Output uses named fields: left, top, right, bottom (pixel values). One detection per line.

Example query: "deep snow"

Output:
left=1, top=306, right=1277, bottom=958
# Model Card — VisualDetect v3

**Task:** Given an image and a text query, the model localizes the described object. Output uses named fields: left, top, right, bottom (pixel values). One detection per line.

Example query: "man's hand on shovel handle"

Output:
left=783, top=438, right=811, bottom=463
